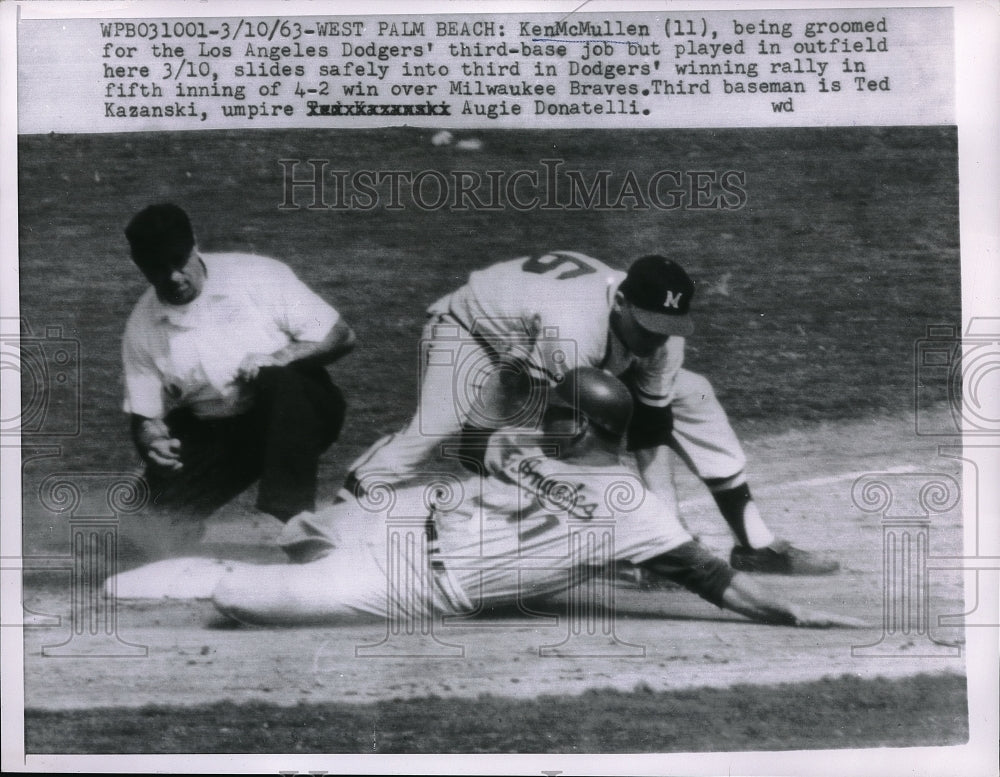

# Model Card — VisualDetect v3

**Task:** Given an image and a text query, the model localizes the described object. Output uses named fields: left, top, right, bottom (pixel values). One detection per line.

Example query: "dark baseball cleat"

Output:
left=730, top=540, right=840, bottom=575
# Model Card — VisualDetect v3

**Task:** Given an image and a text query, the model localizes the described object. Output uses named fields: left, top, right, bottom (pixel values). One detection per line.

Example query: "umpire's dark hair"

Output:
left=125, top=203, right=195, bottom=266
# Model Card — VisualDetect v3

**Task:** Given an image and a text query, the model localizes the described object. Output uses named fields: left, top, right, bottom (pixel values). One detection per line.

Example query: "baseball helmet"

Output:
left=549, top=367, right=634, bottom=438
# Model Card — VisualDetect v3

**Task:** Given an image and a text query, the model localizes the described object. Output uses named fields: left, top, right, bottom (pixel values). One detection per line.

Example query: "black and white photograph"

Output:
left=1, top=1, right=997, bottom=773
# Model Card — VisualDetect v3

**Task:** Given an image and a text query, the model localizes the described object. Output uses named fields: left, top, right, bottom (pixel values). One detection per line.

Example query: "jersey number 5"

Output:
left=521, top=252, right=597, bottom=280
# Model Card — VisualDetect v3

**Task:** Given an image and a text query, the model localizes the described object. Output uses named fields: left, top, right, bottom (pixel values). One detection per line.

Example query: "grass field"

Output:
left=25, top=673, right=967, bottom=754
left=16, top=126, right=963, bottom=755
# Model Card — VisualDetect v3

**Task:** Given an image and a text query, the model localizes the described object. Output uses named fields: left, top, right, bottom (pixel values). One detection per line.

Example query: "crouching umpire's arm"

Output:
left=268, top=317, right=356, bottom=368
left=640, top=541, right=868, bottom=629
left=236, top=318, right=356, bottom=383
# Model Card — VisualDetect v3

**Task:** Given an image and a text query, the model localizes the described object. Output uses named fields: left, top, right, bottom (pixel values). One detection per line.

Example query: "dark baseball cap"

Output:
left=618, top=255, right=695, bottom=336
left=125, top=203, right=195, bottom=267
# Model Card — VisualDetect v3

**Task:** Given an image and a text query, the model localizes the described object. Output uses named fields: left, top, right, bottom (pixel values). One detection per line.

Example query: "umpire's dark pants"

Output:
left=145, top=365, right=346, bottom=523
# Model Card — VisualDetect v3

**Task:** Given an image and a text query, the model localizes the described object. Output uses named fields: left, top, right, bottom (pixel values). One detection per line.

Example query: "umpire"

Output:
left=120, top=203, right=354, bottom=560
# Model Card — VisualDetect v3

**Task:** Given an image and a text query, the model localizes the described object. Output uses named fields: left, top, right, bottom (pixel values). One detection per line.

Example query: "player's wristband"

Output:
left=640, top=540, right=735, bottom=607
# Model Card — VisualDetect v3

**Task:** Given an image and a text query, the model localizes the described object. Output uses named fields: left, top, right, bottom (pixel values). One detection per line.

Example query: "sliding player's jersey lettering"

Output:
left=281, top=432, right=692, bottom=615
left=430, top=431, right=692, bottom=605
left=429, top=251, right=684, bottom=407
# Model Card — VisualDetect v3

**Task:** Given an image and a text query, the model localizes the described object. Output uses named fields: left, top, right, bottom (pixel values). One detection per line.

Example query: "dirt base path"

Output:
left=22, top=410, right=967, bottom=710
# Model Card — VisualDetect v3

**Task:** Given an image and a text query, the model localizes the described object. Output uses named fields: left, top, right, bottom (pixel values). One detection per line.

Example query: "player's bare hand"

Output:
left=792, top=607, right=872, bottom=629
left=236, top=352, right=281, bottom=382
left=147, top=437, right=183, bottom=471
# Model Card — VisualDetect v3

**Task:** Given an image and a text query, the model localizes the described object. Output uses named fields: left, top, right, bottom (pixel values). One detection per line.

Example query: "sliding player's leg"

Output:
left=212, top=550, right=389, bottom=625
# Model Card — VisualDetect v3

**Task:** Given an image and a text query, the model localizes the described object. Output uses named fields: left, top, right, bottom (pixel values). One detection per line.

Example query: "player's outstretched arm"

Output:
left=720, top=572, right=869, bottom=628
left=639, top=541, right=868, bottom=629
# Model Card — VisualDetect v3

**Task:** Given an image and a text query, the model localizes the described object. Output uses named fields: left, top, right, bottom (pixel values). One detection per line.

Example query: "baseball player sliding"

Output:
left=212, top=369, right=862, bottom=627
left=345, top=251, right=837, bottom=576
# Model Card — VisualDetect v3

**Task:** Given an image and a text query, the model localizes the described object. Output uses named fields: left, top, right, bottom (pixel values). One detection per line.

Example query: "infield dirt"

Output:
left=23, top=407, right=965, bottom=711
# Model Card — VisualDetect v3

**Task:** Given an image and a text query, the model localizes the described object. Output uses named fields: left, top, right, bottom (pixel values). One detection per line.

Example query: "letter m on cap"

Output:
left=663, top=291, right=684, bottom=309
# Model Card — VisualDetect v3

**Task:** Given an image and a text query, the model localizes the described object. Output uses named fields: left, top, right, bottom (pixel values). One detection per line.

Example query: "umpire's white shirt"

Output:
left=122, top=252, right=339, bottom=420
